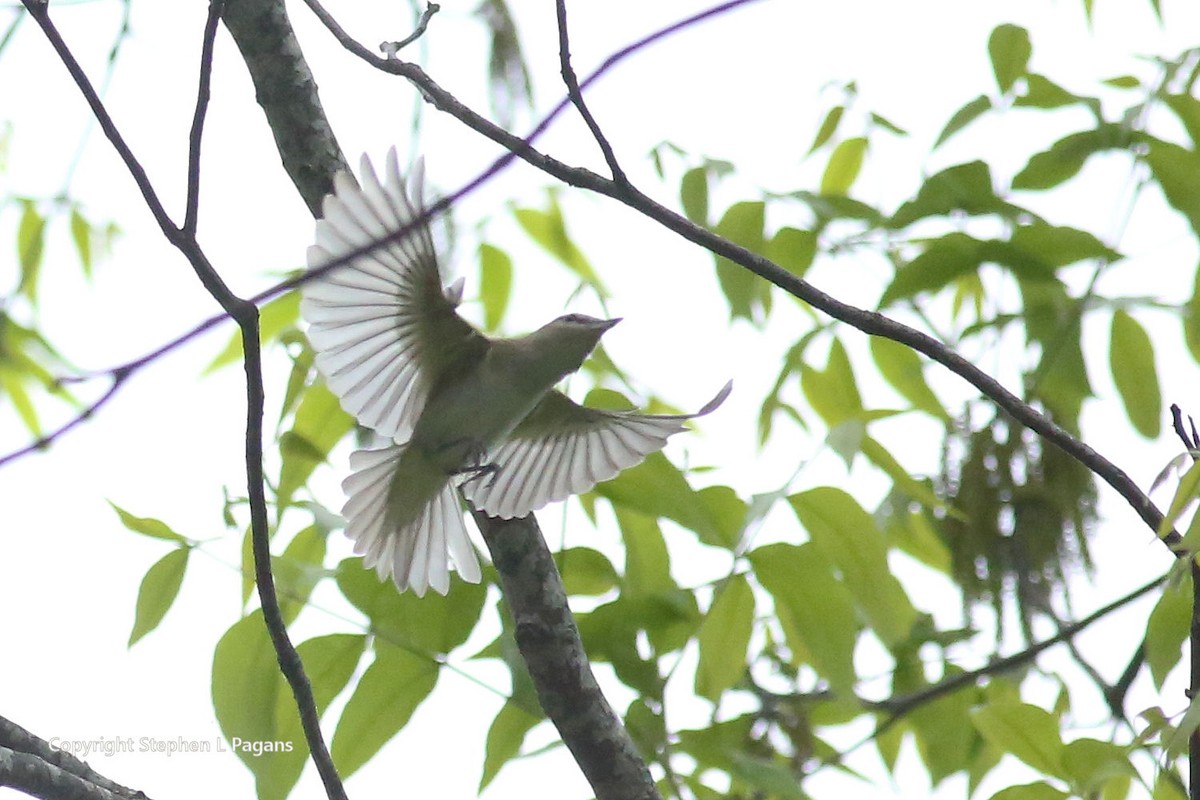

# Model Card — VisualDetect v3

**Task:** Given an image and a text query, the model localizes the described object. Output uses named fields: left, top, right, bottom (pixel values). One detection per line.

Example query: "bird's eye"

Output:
left=558, top=313, right=594, bottom=325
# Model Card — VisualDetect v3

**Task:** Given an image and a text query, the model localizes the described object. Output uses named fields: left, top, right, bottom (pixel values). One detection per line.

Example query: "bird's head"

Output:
left=525, top=314, right=621, bottom=379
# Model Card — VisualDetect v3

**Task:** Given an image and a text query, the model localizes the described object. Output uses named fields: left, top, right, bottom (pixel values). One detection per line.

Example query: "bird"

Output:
left=301, top=149, right=730, bottom=596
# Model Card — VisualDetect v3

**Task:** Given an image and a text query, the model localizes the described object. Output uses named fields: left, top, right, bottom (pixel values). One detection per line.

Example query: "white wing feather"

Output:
left=342, top=444, right=482, bottom=596
left=463, top=382, right=731, bottom=519
left=301, top=150, right=445, bottom=441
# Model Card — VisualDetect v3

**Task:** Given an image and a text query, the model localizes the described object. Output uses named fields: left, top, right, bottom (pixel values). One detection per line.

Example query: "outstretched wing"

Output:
left=301, top=149, right=483, bottom=441
left=462, top=382, right=731, bottom=519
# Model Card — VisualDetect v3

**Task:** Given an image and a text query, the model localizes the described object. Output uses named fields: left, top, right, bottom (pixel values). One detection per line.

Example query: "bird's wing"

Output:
left=461, top=381, right=731, bottom=519
left=342, top=444, right=482, bottom=596
left=301, top=149, right=484, bottom=441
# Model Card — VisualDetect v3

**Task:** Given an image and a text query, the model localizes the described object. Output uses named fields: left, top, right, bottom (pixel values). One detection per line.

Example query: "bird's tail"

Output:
left=341, top=443, right=482, bottom=596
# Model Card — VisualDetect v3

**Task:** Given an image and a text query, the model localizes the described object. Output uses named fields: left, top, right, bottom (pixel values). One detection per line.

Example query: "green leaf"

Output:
left=695, top=575, right=755, bottom=700
left=1184, top=265, right=1200, bottom=365
left=274, top=525, right=327, bottom=626
left=1012, top=125, right=1129, bottom=190
left=799, top=337, right=862, bottom=427
left=1109, top=310, right=1161, bottom=438
left=712, top=200, right=768, bottom=321
left=869, top=335, right=950, bottom=420
left=331, top=640, right=439, bottom=778
left=478, top=243, right=512, bottom=331
left=1145, top=570, right=1190, bottom=688
left=881, top=233, right=984, bottom=306
left=625, top=698, right=667, bottom=761
left=276, top=382, right=354, bottom=513
left=1015, top=74, right=1097, bottom=113
left=480, top=700, right=542, bottom=790
left=212, top=621, right=363, bottom=800
left=1103, top=75, right=1141, bottom=89
left=789, top=488, right=917, bottom=647
left=862, top=436, right=955, bottom=515
left=207, top=290, right=301, bottom=373
left=128, top=548, right=189, bottom=646
left=1165, top=692, right=1200, bottom=759
left=883, top=232, right=1062, bottom=307
left=680, top=167, right=709, bottom=225
left=337, top=557, right=487, bottom=653
left=908, top=665, right=978, bottom=784
left=513, top=197, right=605, bottom=291
left=971, top=701, right=1066, bottom=778
left=890, top=161, right=1005, bottom=228
left=70, top=207, right=93, bottom=277
left=616, top=507, right=673, bottom=597
left=0, top=368, right=40, bottom=434
left=109, top=502, right=188, bottom=543
left=212, top=612, right=287, bottom=794
left=870, top=112, right=908, bottom=136
left=268, top=634, right=365, bottom=795
left=885, top=508, right=953, bottom=574
left=1170, top=479, right=1200, bottom=556
left=988, top=24, right=1031, bottom=94
left=987, top=783, right=1069, bottom=800
left=596, top=453, right=735, bottom=548
left=750, top=543, right=858, bottom=694
left=765, top=226, right=816, bottom=278
left=557, top=546, right=619, bottom=596
left=935, top=95, right=992, bottom=148
left=677, top=715, right=754, bottom=773
left=1009, top=224, right=1120, bottom=268
left=820, top=136, right=868, bottom=196
left=1145, top=139, right=1200, bottom=239
left=1164, top=93, right=1200, bottom=148
left=730, top=753, right=806, bottom=799
left=1061, top=738, right=1135, bottom=796
left=807, top=105, right=844, bottom=155
left=16, top=200, right=46, bottom=303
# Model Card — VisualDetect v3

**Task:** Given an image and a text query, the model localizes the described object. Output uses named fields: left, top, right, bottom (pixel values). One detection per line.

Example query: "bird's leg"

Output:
left=446, top=441, right=501, bottom=488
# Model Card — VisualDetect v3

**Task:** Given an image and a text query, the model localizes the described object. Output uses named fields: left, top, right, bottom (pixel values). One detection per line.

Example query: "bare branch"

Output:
left=18, top=5, right=347, bottom=799
left=0, top=715, right=149, bottom=800
left=220, top=0, right=349, bottom=214
left=473, top=511, right=662, bottom=800
left=555, top=0, right=627, bottom=184
left=301, top=0, right=1181, bottom=556
left=183, top=0, right=224, bottom=236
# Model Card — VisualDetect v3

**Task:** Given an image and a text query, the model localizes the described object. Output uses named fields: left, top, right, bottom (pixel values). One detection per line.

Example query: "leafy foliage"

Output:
left=16, top=6, right=1200, bottom=800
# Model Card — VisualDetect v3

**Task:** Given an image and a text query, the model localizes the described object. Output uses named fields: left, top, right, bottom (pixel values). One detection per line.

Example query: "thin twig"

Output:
left=184, top=0, right=224, bottom=236
left=869, top=573, right=1164, bottom=730
left=10, top=0, right=1183, bottom=568
left=18, top=4, right=348, bottom=800
left=1168, top=403, right=1200, bottom=800
left=302, top=0, right=1182, bottom=555
left=379, top=1, right=438, bottom=57
left=555, top=0, right=627, bottom=184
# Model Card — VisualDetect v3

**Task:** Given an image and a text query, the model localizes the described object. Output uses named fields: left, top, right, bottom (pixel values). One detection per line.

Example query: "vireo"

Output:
left=302, top=150, right=729, bottom=595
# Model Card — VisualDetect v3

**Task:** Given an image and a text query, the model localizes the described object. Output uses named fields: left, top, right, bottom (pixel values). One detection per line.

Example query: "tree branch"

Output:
left=0, top=715, right=149, bottom=800
left=872, top=574, right=1163, bottom=724
left=18, top=4, right=347, bottom=800
left=554, top=0, right=626, bottom=185
left=220, top=0, right=348, bottom=214
left=473, top=511, right=661, bottom=800
left=300, top=0, right=1180, bottom=556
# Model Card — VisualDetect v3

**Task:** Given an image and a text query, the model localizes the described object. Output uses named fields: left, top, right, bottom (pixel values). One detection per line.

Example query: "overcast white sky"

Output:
left=4, top=1, right=1200, bottom=799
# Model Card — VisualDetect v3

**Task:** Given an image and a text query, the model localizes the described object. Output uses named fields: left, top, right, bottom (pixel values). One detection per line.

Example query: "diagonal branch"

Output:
left=19, top=4, right=347, bottom=799
left=554, top=0, right=626, bottom=185
left=0, top=715, right=150, bottom=800
left=302, top=0, right=1179, bottom=555
left=474, top=512, right=661, bottom=800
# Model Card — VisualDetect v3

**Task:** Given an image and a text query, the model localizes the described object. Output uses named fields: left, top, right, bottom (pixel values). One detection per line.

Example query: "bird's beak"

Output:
left=600, top=317, right=622, bottom=331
